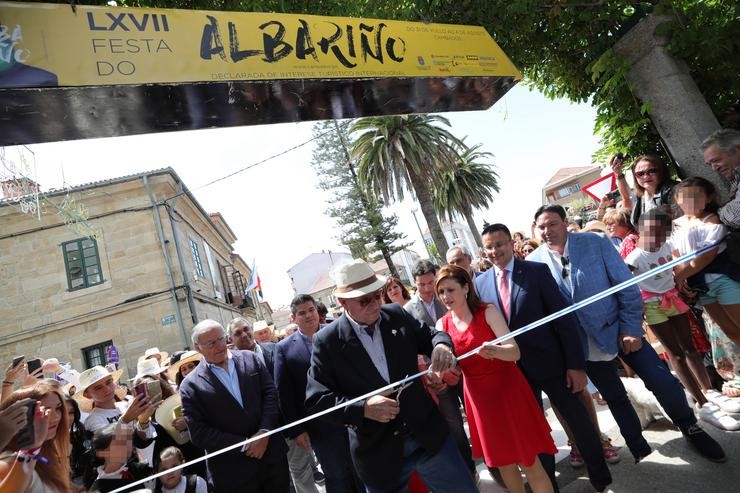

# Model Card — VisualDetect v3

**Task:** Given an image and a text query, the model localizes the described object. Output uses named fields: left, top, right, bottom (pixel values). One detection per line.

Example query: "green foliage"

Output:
left=311, top=120, right=408, bottom=274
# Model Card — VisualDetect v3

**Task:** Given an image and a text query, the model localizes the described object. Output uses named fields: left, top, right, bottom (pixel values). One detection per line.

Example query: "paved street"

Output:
left=476, top=396, right=740, bottom=493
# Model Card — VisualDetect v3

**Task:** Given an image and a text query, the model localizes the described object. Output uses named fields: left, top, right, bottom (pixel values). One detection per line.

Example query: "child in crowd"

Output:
left=671, top=177, right=740, bottom=415
left=626, top=206, right=738, bottom=430
left=90, top=422, right=153, bottom=492
left=154, top=446, right=207, bottom=493
left=672, top=178, right=740, bottom=349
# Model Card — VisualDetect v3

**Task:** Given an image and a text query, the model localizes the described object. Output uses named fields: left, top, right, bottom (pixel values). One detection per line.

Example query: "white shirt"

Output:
left=420, top=296, right=439, bottom=323
left=161, top=475, right=208, bottom=493
left=346, top=313, right=390, bottom=383
left=625, top=242, right=675, bottom=297
left=84, top=402, right=154, bottom=438
left=672, top=217, right=727, bottom=283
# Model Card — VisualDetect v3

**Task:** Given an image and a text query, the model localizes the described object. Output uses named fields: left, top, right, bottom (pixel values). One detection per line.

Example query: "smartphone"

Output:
left=134, top=382, right=148, bottom=399
left=172, top=405, right=183, bottom=420
left=14, top=400, right=37, bottom=449
left=146, top=381, right=162, bottom=402
left=26, top=358, right=42, bottom=375
left=12, top=355, right=24, bottom=368
left=606, top=189, right=621, bottom=202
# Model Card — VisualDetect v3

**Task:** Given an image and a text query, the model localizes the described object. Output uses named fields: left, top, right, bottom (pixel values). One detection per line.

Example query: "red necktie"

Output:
left=498, top=269, right=510, bottom=320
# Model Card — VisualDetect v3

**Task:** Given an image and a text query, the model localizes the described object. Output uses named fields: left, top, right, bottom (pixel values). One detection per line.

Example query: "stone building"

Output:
left=0, top=168, right=258, bottom=378
left=541, top=165, right=602, bottom=206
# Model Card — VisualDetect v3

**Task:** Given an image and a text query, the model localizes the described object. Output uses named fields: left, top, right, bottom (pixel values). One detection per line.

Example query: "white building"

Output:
left=422, top=220, right=479, bottom=259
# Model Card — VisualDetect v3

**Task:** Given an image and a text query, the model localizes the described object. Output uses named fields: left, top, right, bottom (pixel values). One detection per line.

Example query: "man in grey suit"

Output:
left=403, top=259, right=474, bottom=476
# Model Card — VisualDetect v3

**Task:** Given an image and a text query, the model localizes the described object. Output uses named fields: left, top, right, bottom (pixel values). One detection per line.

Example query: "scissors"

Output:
left=390, top=375, right=414, bottom=403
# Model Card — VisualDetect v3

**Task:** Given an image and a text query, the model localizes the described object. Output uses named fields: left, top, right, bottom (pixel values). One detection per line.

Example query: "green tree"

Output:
left=311, top=120, right=408, bottom=277
left=432, top=142, right=499, bottom=249
left=350, top=114, right=462, bottom=257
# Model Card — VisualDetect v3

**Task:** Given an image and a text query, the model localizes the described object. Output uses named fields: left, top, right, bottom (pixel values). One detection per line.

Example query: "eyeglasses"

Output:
left=198, top=335, right=225, bottom=349
left=355, top=290, right=382, bottom=308
left=560, top=256, right=570, bottom=279
left=634, top=168, right=657, bottom=178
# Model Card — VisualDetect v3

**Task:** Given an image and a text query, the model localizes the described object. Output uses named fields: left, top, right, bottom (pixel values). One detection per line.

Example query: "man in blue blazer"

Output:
left=306, top=260, right=477, bottom=493
left=180, top=319, right=290, bottom=492
left=528, top=204, right=725, bottom=463
left=476, top=223, right=611, bottom=493
left=274, top=294, right=363, bottom=493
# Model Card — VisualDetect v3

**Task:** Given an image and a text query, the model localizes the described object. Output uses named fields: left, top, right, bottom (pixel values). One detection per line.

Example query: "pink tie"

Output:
left=498, top=269, right=510, bottom=320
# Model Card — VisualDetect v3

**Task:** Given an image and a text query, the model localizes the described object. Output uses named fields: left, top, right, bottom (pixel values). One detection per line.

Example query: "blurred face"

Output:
left=641, top=218, right=669, bottom=251
left=446, top=248, right=472, bottom=272
left=535, top=212, right=568, bottom=249
left=98, top=426, right=134, bottom=468
left=40, top=393, right=63, bottom=441
left=85, top=376, right=116, bottom=405
left=605, top=221, right=630, bottom=239
left=339, top=289, right=382, bottom=325
left=179, top=360, right=198, bottom=379
left=159, top=455, right=183, bottom=489
left=253, top=328, right=272, bottom=343
left=520, top=243, right=536, bottom=257
left=195, top=327, right=228, bottom=365
left=291, top=301, right=320, bottom=333
left=704, top=144, right=740, bottom=180
left=385, top=281, right=405, bottom=304
left=415, top=272, right=437, bottom=302
left=675, top=185, right=712, bottom=217
left=482, top=230, right=515, bottom=268
left=633, top=159, right=661, bottom=194
left=231, top=323, right=256, bottom=351
left=436, top=278, right=469, bottom=311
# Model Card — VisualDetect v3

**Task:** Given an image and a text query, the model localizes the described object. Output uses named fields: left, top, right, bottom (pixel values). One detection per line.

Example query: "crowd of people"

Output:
left=1, top=128, right=740, bottom=492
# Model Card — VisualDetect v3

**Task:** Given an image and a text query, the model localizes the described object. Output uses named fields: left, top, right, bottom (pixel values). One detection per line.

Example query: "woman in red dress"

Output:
left=434, top=264, right=556, bottom=493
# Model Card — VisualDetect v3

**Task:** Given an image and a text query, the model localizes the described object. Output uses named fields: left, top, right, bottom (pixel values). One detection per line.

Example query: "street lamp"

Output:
left=411, top=208, right=433, bottom=260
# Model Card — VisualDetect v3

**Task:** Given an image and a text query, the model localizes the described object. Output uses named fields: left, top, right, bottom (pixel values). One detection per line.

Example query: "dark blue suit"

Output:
left=274, top=330, right=362, bottom=492
left=179, top=350, right=289, bottom=492
left=476, top=258, right=611, bottom=491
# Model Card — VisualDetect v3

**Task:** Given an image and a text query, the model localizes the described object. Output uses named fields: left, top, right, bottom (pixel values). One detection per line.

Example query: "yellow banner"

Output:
left=0, top=2, right=521, bottom=88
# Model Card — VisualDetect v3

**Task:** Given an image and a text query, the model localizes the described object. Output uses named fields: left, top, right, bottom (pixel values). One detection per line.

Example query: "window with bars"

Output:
left=190, top=238, right=205, bottom=278
left=82, top=340, right=113, bottom=369
left=62, top=238, right=103, bottom=291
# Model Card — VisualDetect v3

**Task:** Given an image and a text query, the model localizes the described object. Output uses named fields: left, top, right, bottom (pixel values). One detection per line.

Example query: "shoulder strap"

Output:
left=185, top=474, right=199, bottom=493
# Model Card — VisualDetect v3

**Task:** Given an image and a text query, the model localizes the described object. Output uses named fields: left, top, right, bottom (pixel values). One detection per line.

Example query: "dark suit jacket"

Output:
left=403, top=295, right=447, bottom=326
left=475, top=258, right=585, bottom=381
left=179, top=350, right=287, bottom=490
left=305, top=304, right=452, bottom=489
left=258, top=341, right=276, bottom=375
left=274, top=329, right=342, bottom=440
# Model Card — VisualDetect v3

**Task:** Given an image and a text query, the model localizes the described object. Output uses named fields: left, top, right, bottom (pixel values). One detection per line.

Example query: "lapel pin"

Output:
left=392, top=329, right=397, bottom=336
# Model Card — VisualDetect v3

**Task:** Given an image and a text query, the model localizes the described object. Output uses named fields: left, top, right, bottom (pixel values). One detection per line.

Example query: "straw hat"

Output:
left=582, top=220, right=609, bottom=234
left=130, top=357, right=168, bottom=381
left=74, top=365, right=123, bottom=412
left=332, top=259, right=386, bottom=299
left=143, top=347, right=169, bottom=362
left=167, top=350, right=202, bottom=382
left=155, top=394, right=189, bottom=445
left=253, top=320, right=274, bottom=332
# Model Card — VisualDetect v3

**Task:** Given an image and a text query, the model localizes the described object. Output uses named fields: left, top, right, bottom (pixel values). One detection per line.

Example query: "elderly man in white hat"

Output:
left=305, top=259, right=477, bottom=493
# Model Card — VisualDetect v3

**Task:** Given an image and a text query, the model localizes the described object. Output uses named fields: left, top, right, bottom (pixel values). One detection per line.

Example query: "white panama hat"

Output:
left=332, top=259, right=386, bottom=299
left=143, top=347, right=169, bottom=361
left=130, top=356, right=168, bottom=381
left=253, top=320, right=274, bottom=332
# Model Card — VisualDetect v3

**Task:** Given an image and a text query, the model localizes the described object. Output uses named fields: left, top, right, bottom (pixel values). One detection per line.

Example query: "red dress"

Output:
left=441, top=308, right=557, bottom=467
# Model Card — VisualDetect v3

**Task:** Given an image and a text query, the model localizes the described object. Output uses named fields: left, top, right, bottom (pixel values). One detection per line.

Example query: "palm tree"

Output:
left=432, top=143, right=499, bottom=249
left=350, top=115, right=462, bottom=257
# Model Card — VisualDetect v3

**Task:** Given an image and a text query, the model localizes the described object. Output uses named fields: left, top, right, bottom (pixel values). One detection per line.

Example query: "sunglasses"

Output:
left=561, top=256, right=570, bottom=279
left=355, top=290, right=382, bottom=307
left=634, top=168, right=657, bottom=178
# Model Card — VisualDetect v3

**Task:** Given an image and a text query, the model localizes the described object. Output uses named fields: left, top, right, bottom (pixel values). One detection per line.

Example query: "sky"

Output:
left=5, top=83, right=602, bottom=307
